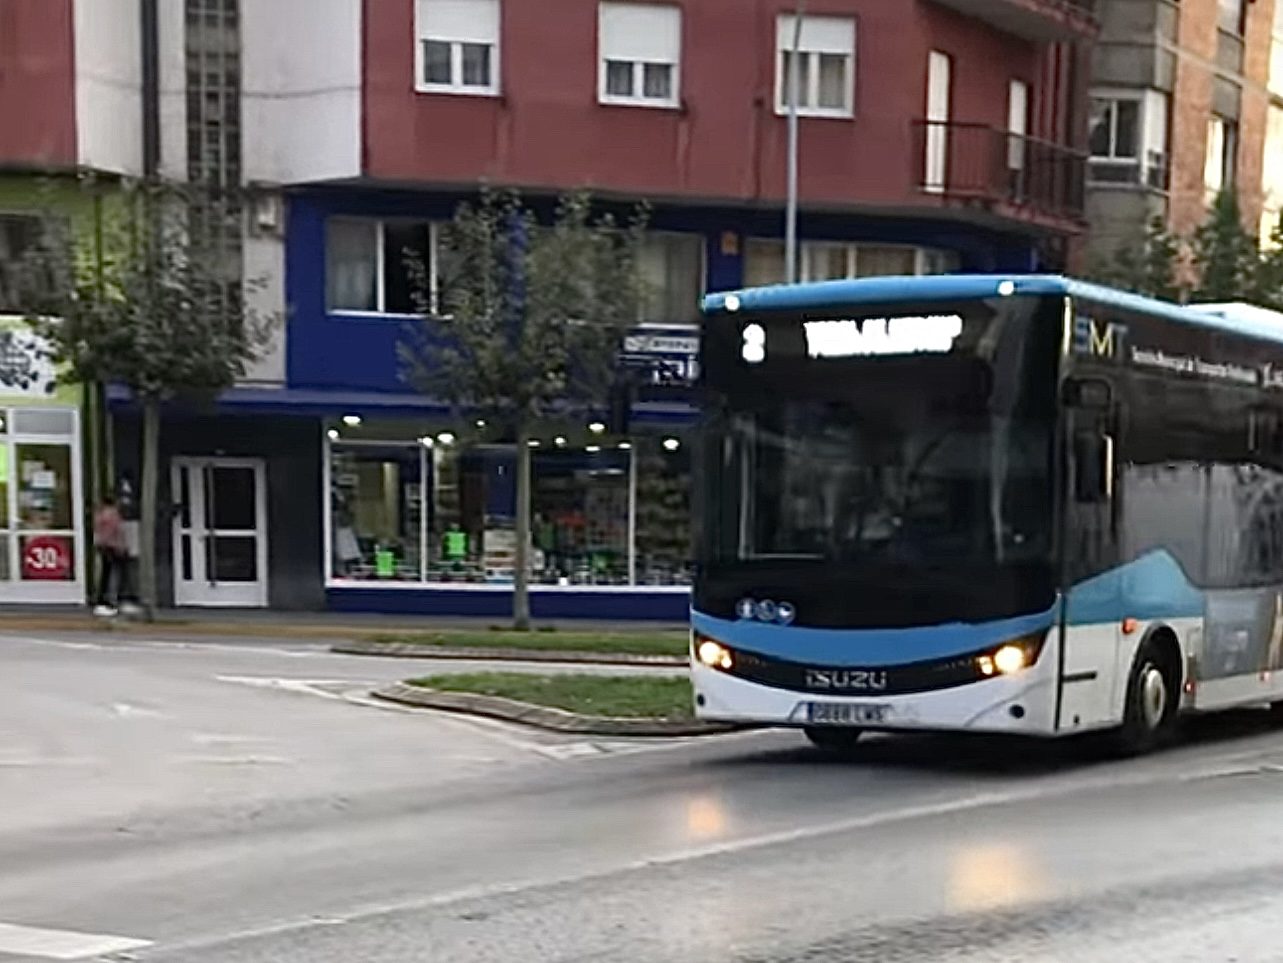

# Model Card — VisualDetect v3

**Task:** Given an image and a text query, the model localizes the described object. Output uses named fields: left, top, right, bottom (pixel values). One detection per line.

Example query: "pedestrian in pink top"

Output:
left=93, top=494, right=127, bottom=616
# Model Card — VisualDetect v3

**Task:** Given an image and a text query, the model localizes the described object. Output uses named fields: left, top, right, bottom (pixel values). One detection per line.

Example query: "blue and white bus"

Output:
left=691, top=275, right=1283, bottom=753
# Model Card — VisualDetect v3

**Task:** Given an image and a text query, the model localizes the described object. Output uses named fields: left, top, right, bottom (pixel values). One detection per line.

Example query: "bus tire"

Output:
left=1110, top=634, right=1180, bottom=756
left=804, top=726, right=864, bottom=755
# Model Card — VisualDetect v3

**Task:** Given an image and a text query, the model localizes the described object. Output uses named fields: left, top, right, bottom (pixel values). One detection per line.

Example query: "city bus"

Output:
left=691, top=275, right=1283, bottom=754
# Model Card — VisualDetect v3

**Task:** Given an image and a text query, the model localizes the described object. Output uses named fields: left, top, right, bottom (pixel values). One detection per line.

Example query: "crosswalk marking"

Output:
left=0, top=922, right=151, bottom=960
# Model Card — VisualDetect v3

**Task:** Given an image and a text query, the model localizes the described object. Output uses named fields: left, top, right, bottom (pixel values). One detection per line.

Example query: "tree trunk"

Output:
left=513, top=425, right=532, bottom=631
left=139, top=397, right=161, bottom=621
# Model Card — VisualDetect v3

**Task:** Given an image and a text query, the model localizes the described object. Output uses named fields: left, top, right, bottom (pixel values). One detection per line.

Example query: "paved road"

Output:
left=5, top=631, right=1283, bottom=961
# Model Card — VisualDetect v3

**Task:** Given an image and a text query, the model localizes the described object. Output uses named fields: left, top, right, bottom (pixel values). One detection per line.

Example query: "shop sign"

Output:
left=21, top=534, right=73, bottom=581
left=619, top=327, right=700, bottom=387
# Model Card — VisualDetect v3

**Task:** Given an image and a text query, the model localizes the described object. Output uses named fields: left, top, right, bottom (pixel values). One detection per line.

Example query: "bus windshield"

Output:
left=697, top=294, right=1063, bottom=627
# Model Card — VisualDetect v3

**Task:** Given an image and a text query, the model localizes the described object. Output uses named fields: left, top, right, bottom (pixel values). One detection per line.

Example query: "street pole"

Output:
left=785, top=1, right=806, bottom=284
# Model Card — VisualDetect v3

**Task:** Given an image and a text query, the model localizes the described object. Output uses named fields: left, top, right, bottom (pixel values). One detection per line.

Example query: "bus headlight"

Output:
left=976, top=635, right=1044, bottom=677
left=992, top=644, right=1027, bottom=675
left=695, top=637, right=734, bottom=671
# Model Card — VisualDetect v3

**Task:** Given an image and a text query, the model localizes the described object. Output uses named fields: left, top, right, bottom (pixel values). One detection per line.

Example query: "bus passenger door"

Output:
left=1059, top=381, right=1123, bottom=732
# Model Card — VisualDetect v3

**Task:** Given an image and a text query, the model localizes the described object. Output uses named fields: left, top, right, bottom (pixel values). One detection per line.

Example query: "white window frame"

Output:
left=1088, top=88, right=1170, bottom=191
left=924, top=50, right=951, bottom=194
left=326, top=218, right=445, bottom=318
left=1270, top=0, right=1283, bottom=98
left=1263, top=104, right=1283, bottom=244
left=637, top=230, right=706, bottom=324
left=415, top=0, right=501, bottom=96
left=1007, top=79, right=1029, bottom=171
left=1205, top=114, right=1238, bottom=197
left=598, top=2, right=681, bottom=109
left=744, top=239, right=955, bottom=285
left=774, top=15, right=855, bottom=119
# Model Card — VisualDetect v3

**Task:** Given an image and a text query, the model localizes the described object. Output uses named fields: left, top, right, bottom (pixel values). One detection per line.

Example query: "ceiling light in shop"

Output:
left=418, top=435, right=435, bottom=448
left=663, top=437, right=681, bottom=452
left=588, top=421, right=606, bottom=434
left=617, top=442, right=632, bottom=450
left=585, top=445, right=601, bottom=453
left=327, top=429, right=340, bottom=441
left=476, top=419, right=487, bottom=428
left=342, top=414, right=362, bottom=427
left=436, top=432, right=456, bottom=446
left=554, top=436, right=567, bottom=448
left=528, top=439, right=541, bottom=447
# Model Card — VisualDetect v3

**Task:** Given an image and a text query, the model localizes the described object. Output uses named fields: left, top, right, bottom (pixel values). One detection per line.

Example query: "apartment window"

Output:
left=598, top=3, right=680, bottom=107
left=1205, top=115, right=1238, bottom=196
left=637, top=233, right=702, bottom=322
left=416, top=0, right=500, bottom=94
left=326, top=219, right=439, bottom=315
left=1263, top=105, right=1283, bottom=245
left=742, top=240, right=955, bottom=287
left=1089, top=97, right=1139, bottom=161
left=775, top=15, right=855, bottom=117
left=1219, top=0, right=1247, bottom=36
left=1271, top=0, right=1283, bottom=97
left=1088, top=90, right=1170, bottom=189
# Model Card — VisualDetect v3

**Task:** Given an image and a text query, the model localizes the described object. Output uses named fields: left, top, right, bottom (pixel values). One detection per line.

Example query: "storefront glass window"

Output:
left=634, top=437, right=693, bottom=586
left=327, top=429, right=694, bottom=589
left=330, top=445, right=424, bottom=581
left=17, top=444, right=73, bottom=531
left=14, top=442, right=76, bottom=582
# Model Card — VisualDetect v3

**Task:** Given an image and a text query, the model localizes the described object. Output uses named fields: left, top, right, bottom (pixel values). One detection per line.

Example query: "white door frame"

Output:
left=925, top=50, right=952, bottom=193
left=171, top=456, right=268, bottom=607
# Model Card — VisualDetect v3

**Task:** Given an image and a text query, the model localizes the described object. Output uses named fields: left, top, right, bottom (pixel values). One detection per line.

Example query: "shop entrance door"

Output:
left=171, top=457, right=268, bottom=607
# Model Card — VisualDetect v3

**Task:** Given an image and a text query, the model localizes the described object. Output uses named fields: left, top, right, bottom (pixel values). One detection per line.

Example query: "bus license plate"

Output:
left=806, top=702, right=889, bottom=726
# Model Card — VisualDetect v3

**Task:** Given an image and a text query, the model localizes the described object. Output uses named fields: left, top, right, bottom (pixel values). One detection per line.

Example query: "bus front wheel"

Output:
left=1111, top=637, right=1180, bottom=755
left=804, top=726, right=864, bottom=755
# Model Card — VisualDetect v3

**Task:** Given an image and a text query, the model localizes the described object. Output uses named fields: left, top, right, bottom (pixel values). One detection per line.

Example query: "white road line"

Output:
left=0, top=922, right=151, bottom=960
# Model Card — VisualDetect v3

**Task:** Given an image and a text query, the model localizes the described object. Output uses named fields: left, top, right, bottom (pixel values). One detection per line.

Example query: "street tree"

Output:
left=1089, top=216, right=1183, bottom=301
left=1192, top=190, right=1261, bottom=304
left=1250, top=220, right=1283, bottom=312
left=399, top=190, right=646, bottom=629
left=0, top=179, right=274, bottom=617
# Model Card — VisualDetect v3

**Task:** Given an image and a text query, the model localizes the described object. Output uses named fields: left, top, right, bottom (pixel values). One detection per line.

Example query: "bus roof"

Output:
left=701, top=274, right=1283, bottom=348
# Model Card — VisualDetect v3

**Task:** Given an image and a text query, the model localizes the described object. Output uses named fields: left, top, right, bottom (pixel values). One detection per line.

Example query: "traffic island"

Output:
left=336, top=629, right=688, bottom=667
left=373, top=673, right=736, bottom=737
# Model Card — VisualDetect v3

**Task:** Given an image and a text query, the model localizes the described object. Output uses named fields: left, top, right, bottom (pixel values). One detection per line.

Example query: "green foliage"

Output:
left=1, top=179, right=274, bottom=401
left=1192, top=190, right=1261, bottom=304
left=1084, top=192, right=1283, bottom=310
left=1089, top=216, right=1183, bottom=301
left=398, top=189, right=648, bottom=425
left=409, top=672, right=695, bottom=720
left=1251, top=220, right=1283, bottom=312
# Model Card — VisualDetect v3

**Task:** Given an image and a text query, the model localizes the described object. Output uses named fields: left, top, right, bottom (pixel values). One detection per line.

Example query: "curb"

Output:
left=372, top=682, right=736, bottom=737
left=333, top=640, right=687, bottom=667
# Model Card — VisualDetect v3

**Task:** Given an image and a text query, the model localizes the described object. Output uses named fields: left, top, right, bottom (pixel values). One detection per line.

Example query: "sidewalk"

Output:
left=0, top=605, right=689, bottom=642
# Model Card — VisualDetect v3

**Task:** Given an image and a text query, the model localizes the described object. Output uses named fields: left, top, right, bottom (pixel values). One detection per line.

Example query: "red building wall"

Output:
left=0, top=0, right=76, bottom=168
left=364, top=0, right=1061, bottom=210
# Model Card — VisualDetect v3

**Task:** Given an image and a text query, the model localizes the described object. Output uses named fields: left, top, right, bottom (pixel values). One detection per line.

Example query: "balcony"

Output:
left=913, top=121, right=1086, bottom=229
left=926, top=0, right=1098, bottom=42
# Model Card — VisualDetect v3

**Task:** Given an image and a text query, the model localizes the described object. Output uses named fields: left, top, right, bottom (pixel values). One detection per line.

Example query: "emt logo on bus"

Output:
left=1072, top=314, right=1129, bottom=361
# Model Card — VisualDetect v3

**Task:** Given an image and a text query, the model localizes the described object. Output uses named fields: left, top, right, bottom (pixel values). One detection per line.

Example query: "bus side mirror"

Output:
left=1073, top=431, right=1112, bottom=503
left=1061, top=377, right=1111, bottom=410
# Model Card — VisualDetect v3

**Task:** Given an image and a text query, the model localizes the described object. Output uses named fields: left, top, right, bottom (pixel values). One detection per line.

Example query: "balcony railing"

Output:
left=926, top=0, right=1097, bottom=41
left=913, top=120, right=1086, bottom=225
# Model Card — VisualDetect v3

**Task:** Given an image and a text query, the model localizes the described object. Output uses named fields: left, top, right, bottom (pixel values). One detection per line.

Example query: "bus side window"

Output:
left=1074, top=430, right=1111, bottom=503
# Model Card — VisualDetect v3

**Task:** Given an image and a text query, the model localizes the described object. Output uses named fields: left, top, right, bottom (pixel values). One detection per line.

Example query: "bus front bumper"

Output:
left=690, top=656, right=1059, bottom=736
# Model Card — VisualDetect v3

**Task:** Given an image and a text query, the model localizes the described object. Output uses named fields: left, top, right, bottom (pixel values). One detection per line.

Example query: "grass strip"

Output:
left=408, top=672, right=695, bottom=720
